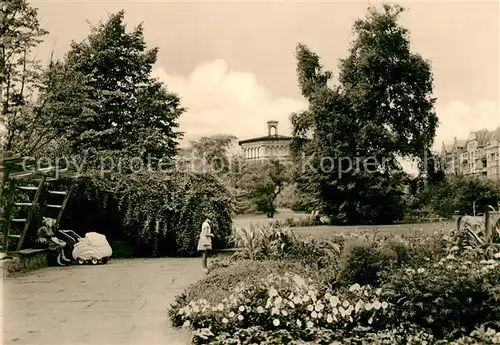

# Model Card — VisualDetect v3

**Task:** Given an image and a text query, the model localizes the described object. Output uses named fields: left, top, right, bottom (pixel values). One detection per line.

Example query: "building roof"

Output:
left=442, top=126, right=500, bottom=150
left=238, top=134, right=294, bottom=145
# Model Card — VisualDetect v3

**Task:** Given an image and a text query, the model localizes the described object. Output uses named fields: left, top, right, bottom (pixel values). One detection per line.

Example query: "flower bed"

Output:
left=168, top=225, right=500, bottom=344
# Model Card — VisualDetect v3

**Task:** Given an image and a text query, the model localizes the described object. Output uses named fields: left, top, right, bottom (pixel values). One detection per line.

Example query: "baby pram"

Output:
left=58, top=230, right=112, bottom=265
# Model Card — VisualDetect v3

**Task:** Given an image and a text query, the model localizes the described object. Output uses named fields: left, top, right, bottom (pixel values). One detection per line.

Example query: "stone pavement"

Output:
left=1, top=258, right=206, bottom=345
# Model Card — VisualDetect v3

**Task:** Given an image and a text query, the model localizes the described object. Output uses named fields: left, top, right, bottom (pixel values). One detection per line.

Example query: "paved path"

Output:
left=1, top=258, right=205, bottom=345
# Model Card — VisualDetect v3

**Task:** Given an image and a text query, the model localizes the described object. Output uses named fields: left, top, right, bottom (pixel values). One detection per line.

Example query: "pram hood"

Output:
left=72, top=232, right=112, bottom=259
left=85, top=232, right=110, bottom=247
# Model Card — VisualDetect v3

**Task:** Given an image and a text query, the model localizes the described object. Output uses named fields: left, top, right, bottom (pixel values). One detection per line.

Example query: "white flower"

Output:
left=256, top=306, right=265, bottom=314
left=222, top=318, right=229, bottom=324
left=326, top=314, right=333, bottom=323
left=329, top=296, right=339, bottom=307
left=417, top=268, right=425, bottom=274
left=339, top=306, right=347, bottom=317
left=381, top=301, right=389, bottom=310
left=273, top=319, right=280, bottom=326
left=306, top=321, right=314, bottom=328
left=324, top=292, right=332, bottom=300
left=288, top=301, right=295, bottom=308
left=307, top=304, right=314, bottom=312
left=375, top=288, right=382, bottom=296
left=293, top=274, right=306, bottom=287
left=238, top=305, right=245, bottom=312
left=349, top=283, right=361, bottom=292
left=296, top=319, right=302, bottom=327
left=342, top=300, right=350, bottom=308
left=229, top=311, right=235, bottom=318
left=355, top=300, right=363, bottom=313
left=364, top=302, right=373, bottom=311
left=311, top=311, right=318, bottom=318
left=494, top=252, right=500, bottom=259
left=303, top=295, right=310, bottom=302
left=282, top=310, right=288, bottom=316
left=293, top=296, right=302, bottom=304
left=373, top=300, right=382, bottom=310
left=217, top=303, right=224, bottom=311
left=368, top=317, right=373, bottom=325
left=271, top=307, right=279, bottom=315
left=182, top=320, right=191, bottom=328
left=269, top=288, right=278, bottom=297
left=237, top=315, right=244, bottom=321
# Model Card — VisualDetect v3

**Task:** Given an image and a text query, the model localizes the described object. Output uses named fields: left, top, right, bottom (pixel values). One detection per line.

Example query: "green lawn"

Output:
left=292, top=221, right=455, bottom=239
left=234, top=210, right=456, bottom=239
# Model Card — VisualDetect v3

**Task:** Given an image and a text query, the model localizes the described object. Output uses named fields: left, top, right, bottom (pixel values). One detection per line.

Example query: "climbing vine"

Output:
left=63, top=170, right=233, bottom=257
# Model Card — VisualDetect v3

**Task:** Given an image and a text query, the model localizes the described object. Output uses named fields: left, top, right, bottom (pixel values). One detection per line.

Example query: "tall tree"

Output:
left=53, top=11, right=184, bottom=163
left=291, top=5, right=437, bottom=224
left=239, top=160, right=289, bottom=218
left=181, top=134, right=237, bottom=175
left=0, top=0, right=48, bottom=152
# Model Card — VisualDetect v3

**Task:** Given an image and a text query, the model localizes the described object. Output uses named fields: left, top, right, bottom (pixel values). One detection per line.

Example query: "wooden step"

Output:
left=14, top=202, right=33, bottom=207
left=46, top=204, right=62, bottom=209
left=34, top=177, right=58, bottom=182
left=18, top=186, right=39, bottom=191
left=9, top=172, right=33, bottom=180
left=11, top=218, right=27, bottom=223
left=48, top=190, right=67, bottom=195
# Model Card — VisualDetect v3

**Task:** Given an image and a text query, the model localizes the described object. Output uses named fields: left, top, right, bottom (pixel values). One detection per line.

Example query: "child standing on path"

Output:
left=197, top=218, right=214, bottom=273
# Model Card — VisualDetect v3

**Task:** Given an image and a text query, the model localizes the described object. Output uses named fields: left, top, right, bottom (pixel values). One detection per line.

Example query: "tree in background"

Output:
left=291, top=5, right=438, bottom=224
left=0, top=0, right=49, bottom=154
left=239, top=160, right=289, bottom=218
left=181, top=134, right=237, bottom=175
left=47, top=11, right=184, bottom=164
left=414, top=175, right=500, bottom=218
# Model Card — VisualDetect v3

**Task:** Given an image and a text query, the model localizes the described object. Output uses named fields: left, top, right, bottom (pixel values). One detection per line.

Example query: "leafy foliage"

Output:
left=291, top=5, right=438, bottom=225
left=413, top=174, right=500, bottom=218
left=47, top=11, right=184, bottom=162
left=237, top=160, right=289, bottom=217
left=62, top=170, right=233, bottom=257
left=169, top=224, right=500, bottom=344
left=0, top=0, right=51, bottom=154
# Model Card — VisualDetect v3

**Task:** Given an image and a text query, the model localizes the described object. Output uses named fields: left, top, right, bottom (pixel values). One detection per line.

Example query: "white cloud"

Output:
left=153, top=61, right=498, bottom=176
left=152, top=60, right=307, bottom=146
left=434, top=100, right=499, bottom=150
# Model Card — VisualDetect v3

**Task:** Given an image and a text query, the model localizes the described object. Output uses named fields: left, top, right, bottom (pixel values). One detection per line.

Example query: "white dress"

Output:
left=197, top=221, right=213, bottom=251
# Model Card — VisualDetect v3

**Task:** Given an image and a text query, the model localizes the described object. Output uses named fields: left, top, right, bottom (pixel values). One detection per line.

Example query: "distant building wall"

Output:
left=439, top=127, right=500, bottom=181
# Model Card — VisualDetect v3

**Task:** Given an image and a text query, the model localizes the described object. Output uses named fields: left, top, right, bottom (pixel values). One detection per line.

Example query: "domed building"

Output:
left=238, top=121, right=293, bottom=161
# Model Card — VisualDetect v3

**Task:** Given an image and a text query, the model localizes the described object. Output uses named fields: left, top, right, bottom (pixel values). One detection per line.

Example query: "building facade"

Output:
left=440, top=127, right=500, bottom=181
left=238, top=121, right=293, bottom=161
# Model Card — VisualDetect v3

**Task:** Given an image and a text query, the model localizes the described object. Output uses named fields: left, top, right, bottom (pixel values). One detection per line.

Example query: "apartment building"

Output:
left=440, top=127, right=500, bottom=181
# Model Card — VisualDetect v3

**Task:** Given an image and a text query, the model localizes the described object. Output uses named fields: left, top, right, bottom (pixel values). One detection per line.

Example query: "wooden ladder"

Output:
left=1, top=152, right=74, bottom=252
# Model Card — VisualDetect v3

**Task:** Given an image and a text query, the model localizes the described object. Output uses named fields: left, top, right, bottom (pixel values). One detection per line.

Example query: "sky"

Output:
left=19, top=0, right=500, bottom=152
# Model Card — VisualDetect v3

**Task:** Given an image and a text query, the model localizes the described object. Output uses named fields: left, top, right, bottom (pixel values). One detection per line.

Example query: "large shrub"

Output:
left=337, top=232, right=448, bottom=286
left=169, top=256, right=500, bottom=344
left=61, top=170, right=233, bottom=257
left=415, top=175, right=500, bottom=217
left=380, top=256, right=500, bottom=338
